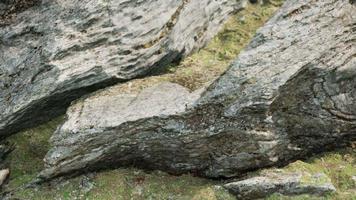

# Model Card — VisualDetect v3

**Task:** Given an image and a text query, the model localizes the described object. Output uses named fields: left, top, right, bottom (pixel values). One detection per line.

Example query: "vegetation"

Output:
left=265, top=148, right=356, bottom=200
left=102, top=1, right=283, bottom=95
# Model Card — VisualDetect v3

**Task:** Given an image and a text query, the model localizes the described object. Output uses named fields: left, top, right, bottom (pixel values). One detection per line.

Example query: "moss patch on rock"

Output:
left=264, top=148, right=356, bottom=200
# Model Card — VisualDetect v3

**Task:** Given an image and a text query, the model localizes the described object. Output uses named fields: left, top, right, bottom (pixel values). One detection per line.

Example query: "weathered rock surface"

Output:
left=0, top=0, right=245, bottom=137
left=0, top=169, right=9, bottom=187
left=224, top=171, right=336, bottom=199
left=39, top=0, right=356, bottom=181
left=58, top=82, right=203, bottom=134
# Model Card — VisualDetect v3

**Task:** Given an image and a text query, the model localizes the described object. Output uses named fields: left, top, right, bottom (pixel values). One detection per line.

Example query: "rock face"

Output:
left=0, top=0, right=245, bottom=137
left=224, top=171, right=336, bottom=199
left=58, top=82, right=203, bottom=135
left=39, top=0, right=356, bottom=181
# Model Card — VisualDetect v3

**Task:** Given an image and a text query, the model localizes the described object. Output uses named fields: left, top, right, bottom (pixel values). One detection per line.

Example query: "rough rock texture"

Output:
left=224, top=171, right=336, bottom=199
left=59, top=82, right=203, bottom=134
left=39, top=0, right=356, bottom=181
left=0, top=0, right=245, bottom=137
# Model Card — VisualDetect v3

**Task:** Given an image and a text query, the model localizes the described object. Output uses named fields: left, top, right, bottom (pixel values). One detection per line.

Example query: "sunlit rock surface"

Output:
left=0, top=0, right=245, bottom=137
left=40, top=0, right=356, bottom=181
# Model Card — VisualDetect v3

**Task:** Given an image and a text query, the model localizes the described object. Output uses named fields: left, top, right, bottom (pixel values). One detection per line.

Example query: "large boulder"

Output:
left=38, top=0, right=356, bottom=181
left=0, top=0, right=245, bottom=137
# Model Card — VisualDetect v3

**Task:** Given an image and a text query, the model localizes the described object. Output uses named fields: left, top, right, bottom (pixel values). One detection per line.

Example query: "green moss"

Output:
left=118, top=2, right=282, bottom=93
left=265, top=148, right=356, bottom=200
left=284, top=150, right=356, bottom=191
left=299, top=173, right=331, bottom=187
left=164, top=3, right=281, bottom=90
left=267, top=194, right=325, bottom=200
left=5, top=116, right=64, bottom=190
left=10, top=169, right=235, bottom=200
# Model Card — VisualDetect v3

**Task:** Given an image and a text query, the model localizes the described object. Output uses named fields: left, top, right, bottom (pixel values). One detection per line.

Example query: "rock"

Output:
left=38, top=0, right=356, bottom=181
left=56, top=82, right=203, bottom=135
left=39, top=82, right=204, bottom=180
left=0, top=0, right=245, bottom=137
left=0, top=169, right=9, bottom=187
left=79, top=175, right=95, bottom=194
left=223, top=172, right=336, bottom=199
left=352, top=176, right=356, bottom=185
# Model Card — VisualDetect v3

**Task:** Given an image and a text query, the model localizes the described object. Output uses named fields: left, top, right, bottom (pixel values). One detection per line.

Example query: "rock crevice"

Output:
left=38, top=0, right=356, bottom=181
left=0, top=0, right=245, bottom=137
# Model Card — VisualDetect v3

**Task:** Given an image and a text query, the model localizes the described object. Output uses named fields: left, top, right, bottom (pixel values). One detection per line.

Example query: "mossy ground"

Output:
left=265, top=148, right=356, bottom=200
left=4, top=117, right=235, bottom=199
left=2, top=1, right=355, bottom=200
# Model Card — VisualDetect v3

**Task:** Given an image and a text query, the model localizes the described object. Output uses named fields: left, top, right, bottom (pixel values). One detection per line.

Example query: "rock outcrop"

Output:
left=224, top=171, right=336, bottom=199
left=39, top=0, right=356, bottom=181
left=0, top=0, right=245, bottom=137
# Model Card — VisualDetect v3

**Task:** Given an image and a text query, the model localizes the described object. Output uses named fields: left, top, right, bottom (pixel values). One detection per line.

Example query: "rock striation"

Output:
left=0, top=0, right=245, bottom=137
left=39, top=0, right=356, bottom=181
left=224, top=171, right=336, bottom=199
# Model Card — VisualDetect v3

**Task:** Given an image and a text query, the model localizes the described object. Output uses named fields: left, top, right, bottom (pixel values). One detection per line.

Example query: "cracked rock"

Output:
left=39, top=0, right=356, bottom=181
left=0, top=0, right=245, bottom=137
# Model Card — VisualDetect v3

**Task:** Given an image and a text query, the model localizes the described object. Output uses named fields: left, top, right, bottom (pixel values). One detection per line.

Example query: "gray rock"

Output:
left=0, top=168, right=9, bottom=187
left=38, top=0, right=356, bottom=181
left=224, top=172, right=336, bottom=199
left=39, top=82, right=205, bottom=180
left=0, top=0, right=245, bottom=137
left=57, top=82, right=203, bottom=134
